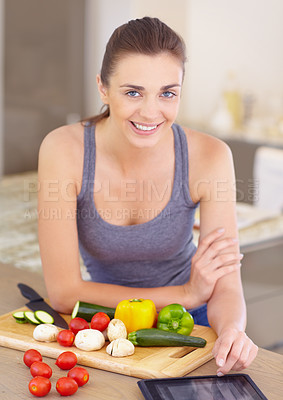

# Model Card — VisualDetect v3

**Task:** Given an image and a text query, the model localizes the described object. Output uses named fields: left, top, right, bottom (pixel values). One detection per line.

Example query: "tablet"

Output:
left=138, top=374, right=268, bottom=400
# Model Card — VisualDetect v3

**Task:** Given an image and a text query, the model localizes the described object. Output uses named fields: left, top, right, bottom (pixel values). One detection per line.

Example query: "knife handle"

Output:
left=17, top=283, right=43, bottom=301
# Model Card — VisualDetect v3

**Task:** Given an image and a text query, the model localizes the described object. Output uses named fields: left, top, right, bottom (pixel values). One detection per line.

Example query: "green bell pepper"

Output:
left=157, top=303, right=194, bottom=336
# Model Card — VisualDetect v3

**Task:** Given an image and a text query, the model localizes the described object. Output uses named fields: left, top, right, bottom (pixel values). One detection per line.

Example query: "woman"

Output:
left=38, top=17, right=258, bottom=376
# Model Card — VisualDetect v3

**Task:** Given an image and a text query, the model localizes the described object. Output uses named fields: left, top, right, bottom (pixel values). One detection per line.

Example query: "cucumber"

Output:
left=13, top=311, right=28, bottom=323
left=128, top=328, right=207, bottom=348
left=14, top=310, right=54, bottom=325
left=72, top=300, right=116, bottom=321
left=34, top=310, right=54, bottom=324
left=24, top=311, right=41, bottom=325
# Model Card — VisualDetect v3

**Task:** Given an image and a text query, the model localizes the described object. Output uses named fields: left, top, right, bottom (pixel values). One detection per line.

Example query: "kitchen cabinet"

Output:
left=3, top=0, right=85, bottom=174
left=241, top=243, right=283, bottom=349
left=223, top=136, right=283, bottom=204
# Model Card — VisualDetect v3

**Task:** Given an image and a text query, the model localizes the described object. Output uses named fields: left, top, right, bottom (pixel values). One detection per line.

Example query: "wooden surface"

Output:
left=0, top=306, right=217, bottom=379
left=0, top=262, right=283, bottom=399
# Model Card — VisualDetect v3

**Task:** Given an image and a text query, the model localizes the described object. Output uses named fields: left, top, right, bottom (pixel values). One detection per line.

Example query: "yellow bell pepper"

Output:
left=114, top=298, right=157, bottom=333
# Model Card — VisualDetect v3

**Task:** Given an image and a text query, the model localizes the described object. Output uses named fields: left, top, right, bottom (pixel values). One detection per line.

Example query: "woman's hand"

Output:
left=212, top=327, right=258, bottom=375
left=185, top=228, right=243, bottom=308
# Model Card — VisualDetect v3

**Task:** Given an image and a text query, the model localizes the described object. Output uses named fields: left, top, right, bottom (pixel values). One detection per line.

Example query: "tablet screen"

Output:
left=138, top=374, right=267, bottom=400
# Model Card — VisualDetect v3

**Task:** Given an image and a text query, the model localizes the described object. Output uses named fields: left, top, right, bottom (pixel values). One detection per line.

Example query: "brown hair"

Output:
left=82, top=17, right=186, bottom=126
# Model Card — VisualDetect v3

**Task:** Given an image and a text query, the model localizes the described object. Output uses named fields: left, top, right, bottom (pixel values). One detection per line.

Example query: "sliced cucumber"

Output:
left=13, top=311, right=28, bottom=323
left=24, top=311, right=41, bottom=324
left=16, top=319, right=29, bottom=324
left=34, top=310, right=54, bottom=324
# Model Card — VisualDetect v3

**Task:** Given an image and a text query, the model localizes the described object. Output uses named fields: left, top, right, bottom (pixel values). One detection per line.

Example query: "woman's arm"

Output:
left=186, top=131, right=258, bottom=374
left=38, top=127, right=193, bottom=313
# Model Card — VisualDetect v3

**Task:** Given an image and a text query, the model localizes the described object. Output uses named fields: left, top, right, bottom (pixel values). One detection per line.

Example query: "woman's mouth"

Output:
left=130, top=121, right=162, bottom=135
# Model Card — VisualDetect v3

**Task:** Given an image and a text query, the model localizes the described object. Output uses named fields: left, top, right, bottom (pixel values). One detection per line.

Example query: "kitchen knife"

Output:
left=17, top=283, right=69, bottom=329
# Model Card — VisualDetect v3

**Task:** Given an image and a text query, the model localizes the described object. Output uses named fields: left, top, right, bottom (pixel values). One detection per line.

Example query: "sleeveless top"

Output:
left=76, top=123, right=199, bottom=288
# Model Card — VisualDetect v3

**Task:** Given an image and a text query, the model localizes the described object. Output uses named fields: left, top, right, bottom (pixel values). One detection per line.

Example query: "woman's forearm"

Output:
left=50, top=279, right=191, bottom=314
left=207, top=288, right=247, bottom=336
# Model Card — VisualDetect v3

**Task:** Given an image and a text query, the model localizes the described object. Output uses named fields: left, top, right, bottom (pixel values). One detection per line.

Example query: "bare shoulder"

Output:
left=182, top=126, right=235, bottom=202
left=40, top=122, right=84, bottom=158
left=38, top=122, right=84, bottom=181
left=182, top=126, right=232, bottom=163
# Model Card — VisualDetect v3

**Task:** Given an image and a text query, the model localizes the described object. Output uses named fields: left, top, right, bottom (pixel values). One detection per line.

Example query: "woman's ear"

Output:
left=96, top=75, right=108, bottom=104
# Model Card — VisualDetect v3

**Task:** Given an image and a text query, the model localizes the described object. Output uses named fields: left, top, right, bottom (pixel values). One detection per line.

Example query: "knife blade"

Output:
left=17, top=283, right=69, bottom=329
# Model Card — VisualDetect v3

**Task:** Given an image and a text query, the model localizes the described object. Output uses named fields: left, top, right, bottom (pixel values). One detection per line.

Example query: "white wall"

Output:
left=132, top=0, right=188, bottom=34
left=84, top=0, right=132, bottom=117
left=0, top=0, right=4, bottom=177
left=84, top=0, right=283, bottom=132
left=185, top=0, right=283, bottom=126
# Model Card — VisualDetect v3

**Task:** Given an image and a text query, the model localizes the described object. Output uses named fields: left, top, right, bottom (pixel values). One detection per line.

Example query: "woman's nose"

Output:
left=139, top=96, right=160, bottom=121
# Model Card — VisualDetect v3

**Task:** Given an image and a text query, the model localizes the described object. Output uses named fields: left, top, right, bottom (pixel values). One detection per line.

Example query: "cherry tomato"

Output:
left=30, top=361, right=52, bottom=379
left=69, top=317, right=89, bottom=335
left=56, top=377, right=78, bottom=396
left=28, top=376, right=51, bottom=397
left=67, top=366, right=89, bottom=387
left=90, top=312, right=110, bottom=332
left=23, top=349, right=42, bottom=367
left=55, top=351, right=77, bottom=370
left=57, top=329, right=75, bottom=347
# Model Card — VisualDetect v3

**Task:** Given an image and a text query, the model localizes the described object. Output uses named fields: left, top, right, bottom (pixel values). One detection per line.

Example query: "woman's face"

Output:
left=97, top=52, right=183, bottom=148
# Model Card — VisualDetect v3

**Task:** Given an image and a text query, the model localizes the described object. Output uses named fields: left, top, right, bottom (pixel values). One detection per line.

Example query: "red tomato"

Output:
left=28, top=376, right=51, bottom=397
left=55, top=351, right=77, bottom=370
left=57, top=329, right=75, bottom=347
left=30, top=361, right=52, bottom=379
left=69, top=317, right=89, bottom=335
left=90, top=312, right=110, bottom=332
left=67, top=366, right=89, bottom=387
left=23, top=349, right=42, bottom=367
left=56, top=377, right=78, bottom=396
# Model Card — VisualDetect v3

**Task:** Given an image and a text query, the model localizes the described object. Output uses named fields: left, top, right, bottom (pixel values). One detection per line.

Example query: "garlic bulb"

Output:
left=74, top=329, right=105, bottom=351
left=106, top=338, right=135, bottom=357
left=33, top=324, right=59, bottom=342
left=107, top=319, right=127, bottom=342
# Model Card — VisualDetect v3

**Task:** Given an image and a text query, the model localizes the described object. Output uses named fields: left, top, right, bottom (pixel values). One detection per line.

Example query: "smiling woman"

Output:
left=95, top=52, right=182, bottom=149
left=37, top=16, right=258, bottom=376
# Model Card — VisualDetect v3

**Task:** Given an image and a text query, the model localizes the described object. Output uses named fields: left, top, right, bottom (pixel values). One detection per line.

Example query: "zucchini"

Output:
left=24, top=311, right=40, bottom=325
left=34, top=310, right=54, bottom=324
left=13, top=311, right=28, bottom=323
left=128, top=328, right=207, bottom=348
left=71, top=300, right=116, bottom=321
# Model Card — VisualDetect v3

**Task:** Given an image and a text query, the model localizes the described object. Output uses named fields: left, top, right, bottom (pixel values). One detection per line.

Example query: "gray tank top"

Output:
left=77, top=123, right=199, bottom=288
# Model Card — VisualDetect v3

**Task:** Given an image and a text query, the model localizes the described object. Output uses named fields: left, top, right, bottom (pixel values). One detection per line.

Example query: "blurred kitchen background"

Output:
left=0, top=0, right=283, bottom=353
left=1, top=0, right=283, bottom=176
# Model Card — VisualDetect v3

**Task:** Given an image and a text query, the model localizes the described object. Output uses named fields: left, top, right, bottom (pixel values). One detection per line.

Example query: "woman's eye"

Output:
left=126, top=90, right=140, bottom=97
left=161, top=91, right=176, bottom=98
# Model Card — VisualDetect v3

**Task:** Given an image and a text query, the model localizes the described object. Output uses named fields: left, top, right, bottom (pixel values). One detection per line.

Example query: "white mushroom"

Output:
left=107, top=319, right=127, bottom=342
left=33, top=324, right=59, bottom=342
left=106, top=338, right=135, bottom=357
left=74, top=329, right=105, bottom=351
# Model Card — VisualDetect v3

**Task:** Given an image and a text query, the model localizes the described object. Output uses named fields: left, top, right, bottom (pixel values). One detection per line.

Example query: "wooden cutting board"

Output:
left=0, top=306, right=217, bottom=379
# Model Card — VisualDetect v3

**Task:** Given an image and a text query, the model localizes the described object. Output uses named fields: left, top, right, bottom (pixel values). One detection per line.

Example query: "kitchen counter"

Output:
left=1, top=171, right=283, bottom=274
left=0, top=262, right=282, bottom=399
